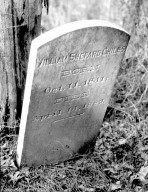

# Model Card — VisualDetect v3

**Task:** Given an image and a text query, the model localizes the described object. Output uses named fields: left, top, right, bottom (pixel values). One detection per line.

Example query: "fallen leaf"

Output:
left=138, top=165, right=148, bottom=181
left=110, top=182, right=122, bottom=191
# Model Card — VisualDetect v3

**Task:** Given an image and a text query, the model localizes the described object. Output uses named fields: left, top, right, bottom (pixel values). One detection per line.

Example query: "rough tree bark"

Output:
left=0, top=0, right=43, bottom=126
left=122, top=0, right=147, bottom=58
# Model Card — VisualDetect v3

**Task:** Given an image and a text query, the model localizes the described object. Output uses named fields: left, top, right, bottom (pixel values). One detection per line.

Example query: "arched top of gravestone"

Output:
left=33, top=20, right=129, bottom=48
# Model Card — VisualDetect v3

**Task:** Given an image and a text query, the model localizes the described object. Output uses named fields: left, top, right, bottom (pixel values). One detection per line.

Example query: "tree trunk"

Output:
left=122, top=0, right=147, bottom=58
left=0, top=0, right=42, bottom=126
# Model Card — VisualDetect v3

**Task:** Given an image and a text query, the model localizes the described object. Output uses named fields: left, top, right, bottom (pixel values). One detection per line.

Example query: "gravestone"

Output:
left=16, top=20, right=130, bottom=167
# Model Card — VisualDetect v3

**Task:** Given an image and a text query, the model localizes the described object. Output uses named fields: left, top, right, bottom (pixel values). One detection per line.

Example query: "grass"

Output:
left=1, top=5, right=148, bottom=192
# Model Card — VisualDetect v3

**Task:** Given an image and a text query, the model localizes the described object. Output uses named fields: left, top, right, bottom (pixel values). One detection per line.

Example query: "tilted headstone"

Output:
left=16, top=20, right=130, bottom=167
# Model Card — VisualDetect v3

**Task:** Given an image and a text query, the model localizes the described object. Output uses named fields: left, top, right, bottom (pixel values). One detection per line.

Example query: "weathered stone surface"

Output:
left=17, top=20, right=130, bottom=166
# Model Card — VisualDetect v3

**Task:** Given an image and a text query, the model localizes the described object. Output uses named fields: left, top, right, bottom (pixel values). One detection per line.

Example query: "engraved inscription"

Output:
left=34, top=99, right=105, bottom=122
left=34, top=110, right=62, bottom=122
left=44, top=76, right=108, bottom=95
left=37, top=46, right=127, bottom=68
left=52, top=112, right=85, bottom=124
left=44, top=86, right=64, bottom=94
left=61, top=65, right=100, bottom=77
left=54, top=92, right=88, bottom=104
left=82, top=99, right=105, bottom=109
